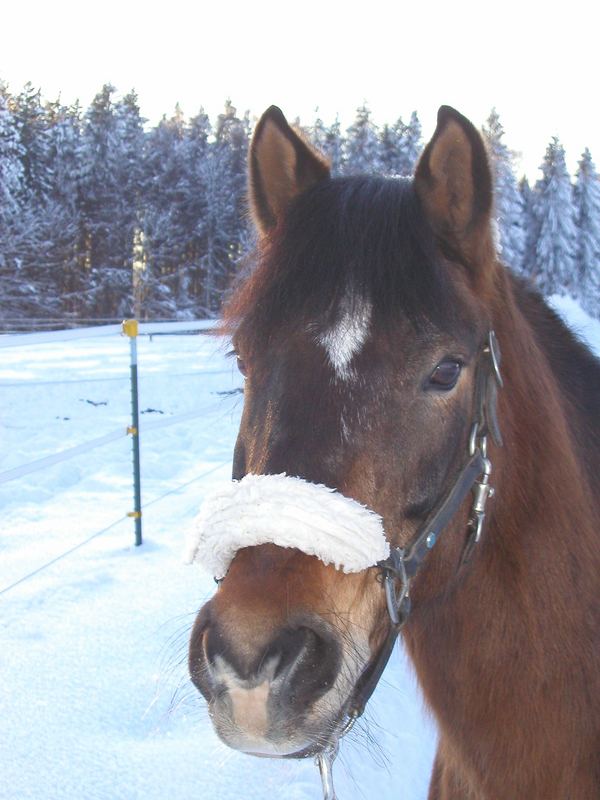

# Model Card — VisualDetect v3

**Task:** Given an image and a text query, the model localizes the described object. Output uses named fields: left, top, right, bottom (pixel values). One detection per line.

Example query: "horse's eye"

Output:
left=428, top=360, right=462, bottom=390
left=236, top=355, right=248, bottom=377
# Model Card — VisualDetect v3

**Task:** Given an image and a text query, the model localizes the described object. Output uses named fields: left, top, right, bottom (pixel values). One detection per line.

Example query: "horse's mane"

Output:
left=224, top=176, right=471, bottom=354
left=511, top=278, right=600, bottom=470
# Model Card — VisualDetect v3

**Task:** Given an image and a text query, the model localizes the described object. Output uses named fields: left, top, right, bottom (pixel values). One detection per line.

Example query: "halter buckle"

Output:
left=462, top=453, right=495, bottom=564
left=469, top=424, right=488, bottom=457
left=379, top=548, right=411, bottom=628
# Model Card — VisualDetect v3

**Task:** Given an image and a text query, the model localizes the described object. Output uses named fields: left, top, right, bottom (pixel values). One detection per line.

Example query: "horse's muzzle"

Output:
left=189, top=604, right=344, bottom=756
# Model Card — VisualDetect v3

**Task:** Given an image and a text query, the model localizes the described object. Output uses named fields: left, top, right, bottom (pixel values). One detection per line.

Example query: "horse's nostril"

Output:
left=270, top=625, right=313, bottom=679
left=274, top=622, right=342, bottom=709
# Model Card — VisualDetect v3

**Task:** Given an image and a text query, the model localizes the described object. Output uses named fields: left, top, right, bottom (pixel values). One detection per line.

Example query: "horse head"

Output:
left=188, top=105, right=502, bottom=758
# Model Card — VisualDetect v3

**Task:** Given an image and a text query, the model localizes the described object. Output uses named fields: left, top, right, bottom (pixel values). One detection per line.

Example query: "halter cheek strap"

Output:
left=313, top=333, right=503, bottom=800
left=344, top=331, right=503, bottom=729
left=378, top=330, right=502, bottom=626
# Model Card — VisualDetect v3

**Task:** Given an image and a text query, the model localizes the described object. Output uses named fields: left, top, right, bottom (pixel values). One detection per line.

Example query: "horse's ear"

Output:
left=415, top=106, right=494, bottom=275
left=249, top=106, right=330, bottom=235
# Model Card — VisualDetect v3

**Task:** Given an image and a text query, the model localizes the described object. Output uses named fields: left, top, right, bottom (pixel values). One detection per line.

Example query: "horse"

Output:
left=188, top=104, right=600, bottom=798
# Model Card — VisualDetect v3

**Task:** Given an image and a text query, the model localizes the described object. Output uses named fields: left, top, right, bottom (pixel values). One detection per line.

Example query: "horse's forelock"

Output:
left=223, top=175, right=472, bottom=358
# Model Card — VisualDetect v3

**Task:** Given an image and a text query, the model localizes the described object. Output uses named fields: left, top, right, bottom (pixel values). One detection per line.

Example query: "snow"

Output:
left=1, top=301, right=598, bottom=800
left=549, top=294, right=600, bottom=353
left=189, top=473, right=390, bottom=577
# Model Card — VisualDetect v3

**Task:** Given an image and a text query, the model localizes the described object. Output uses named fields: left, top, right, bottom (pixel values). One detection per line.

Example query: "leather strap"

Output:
left=402, top=450, right=486, bottom=577
left=346, top=451, right=487, bottom=719
left=345, top=332, right=503, bottom=722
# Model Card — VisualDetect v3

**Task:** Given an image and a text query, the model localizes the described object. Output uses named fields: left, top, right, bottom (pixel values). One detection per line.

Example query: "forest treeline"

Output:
left=0, top=82, right=599, bottom=325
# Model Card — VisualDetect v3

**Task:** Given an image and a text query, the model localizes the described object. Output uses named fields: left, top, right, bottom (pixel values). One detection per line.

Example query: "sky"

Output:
left=2, top=0, right=598, bottom=180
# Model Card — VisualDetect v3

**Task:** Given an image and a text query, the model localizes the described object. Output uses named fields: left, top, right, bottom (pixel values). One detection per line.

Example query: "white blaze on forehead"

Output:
left=318, top=294, right=372, bottom=379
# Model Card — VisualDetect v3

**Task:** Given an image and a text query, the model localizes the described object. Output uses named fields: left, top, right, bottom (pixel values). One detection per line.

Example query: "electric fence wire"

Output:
left=0, top=459, right=231, bottom=598
left=0, top=368, right=234, bottom=388
left=0, top=321, right=215, bottom=349
left=0, top=394, right=241, bottom=485
left=0, top=322, right=238, bottom=594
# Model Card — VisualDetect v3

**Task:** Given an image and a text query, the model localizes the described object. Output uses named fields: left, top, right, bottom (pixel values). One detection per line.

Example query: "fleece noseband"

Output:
left=187, top=472, right=390, bottom=576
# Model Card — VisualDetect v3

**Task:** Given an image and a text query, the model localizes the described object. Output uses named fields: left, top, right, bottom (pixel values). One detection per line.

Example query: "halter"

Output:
left=315, top=330, right=503, bottom=799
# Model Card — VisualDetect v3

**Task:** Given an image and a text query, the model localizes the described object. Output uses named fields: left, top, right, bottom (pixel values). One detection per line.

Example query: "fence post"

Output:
left=123, top=319, right=143, bottom=546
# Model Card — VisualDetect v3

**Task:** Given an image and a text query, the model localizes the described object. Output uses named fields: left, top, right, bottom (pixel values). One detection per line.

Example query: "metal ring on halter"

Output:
left=316, top=739, right=340, bottom=800
left=384, top=568, right=410, bottom=628
left=469, top=423, right=488, bottom=458
left=486, top=330, right=504, bottom=387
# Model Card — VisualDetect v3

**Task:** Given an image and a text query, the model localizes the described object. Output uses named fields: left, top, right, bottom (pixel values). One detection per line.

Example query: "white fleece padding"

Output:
left=187, top=473, right=390, bottom=578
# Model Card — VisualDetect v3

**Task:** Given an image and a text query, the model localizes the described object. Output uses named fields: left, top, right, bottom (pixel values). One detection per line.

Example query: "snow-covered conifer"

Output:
left=142, top=106, right=191, bottom=318
left=13, top=83, right=52, bottom=200
left=200, top=101, right=250, bottom=314
left=0, top=85, right=72, bottom=318
left=42, top=100, right=83, bottom=315
left=482, top=109, right=525, bottom=272
left=0, top=87, right=24, bottom=221
left=322, top=117, right=344, bottom=176
left=80, top=85, right=145, bottom=317
left=573, top=149, right=600, bottom=316
left=308, top=114, right=343, bottom=176
left=396, top=111, right=422, bottom=175
left=310, top=113, right=328, bottom=154
left=533, top=138, right=578, bottom=296
left=113, top=91, right=146, bottom=306
left=344, top=104, right=380, bottom=174
left=80, top=83, right=120, bottom=313
left=379, top=121, right=403, bottom=175
left=519, top=177, right=538, bottom=280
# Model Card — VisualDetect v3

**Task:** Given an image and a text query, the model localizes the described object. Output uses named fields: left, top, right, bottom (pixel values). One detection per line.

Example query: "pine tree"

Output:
left=322, top=116, right=344, bottom=176
left=376, top=112, right=421, bottom=177
left=310, top=112, right=328, bottom=155
left=185, top=107, right=214, bottom=315
left=573, top=149, right=600, bottom=317
left=41, top=99, right=83, bottom=316
left=0, top=86, right=24, bottom=223
left=80, top=85, right=145, bottom=317
left=142, top=106, right=190, bottom=318
left=533, top=138, right=578, bottom=296
left=0, top=84, right=68, bottom=318
left=0, top=86, right=26, bottom=319
left=309, top=113, right=344, bottom=176
left=344, top=104, right=380, bottom=174
left=379, top=119, right=404, bottom=175
left=199, top=101, right=250, bottom=314
left=519, top=177, right=538, bottom=280
left=482, top=109, right=525, bottom=272
left=80, top=84, right=119, bottom=314
left=13, top=82, right=52, bottom=200
left=396, top=111, right=422, bottom=175
left=114, top=91, right=146, bottom=313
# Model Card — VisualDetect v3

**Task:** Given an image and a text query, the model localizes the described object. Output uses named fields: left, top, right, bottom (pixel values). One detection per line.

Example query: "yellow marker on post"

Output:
left=122, top=319, right=138, bottom=338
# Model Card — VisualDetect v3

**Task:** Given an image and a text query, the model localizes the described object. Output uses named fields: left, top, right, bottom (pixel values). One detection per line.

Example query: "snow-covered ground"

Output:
left=1, top=299, right=598, bottom=800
